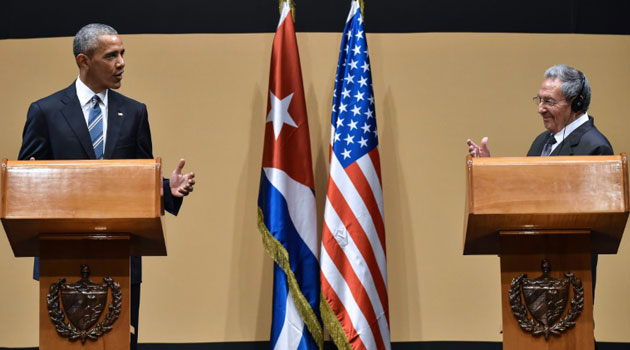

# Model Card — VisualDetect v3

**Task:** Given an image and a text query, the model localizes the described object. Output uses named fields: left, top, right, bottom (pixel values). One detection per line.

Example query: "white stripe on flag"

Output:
left=356, top=154, right=384, bottom=219
left=320, top=247, right=377, bottom=350
left=277, top=1, right=290, bottom=29
left=263, top=167, right=319, bottom=259
left=346, top=0, right=359, bottom=23
left=273, top=291, right=305, bottom=350
left=323, top=196, right=390, bottom=346
left=328, top=153, right=387, bottom=282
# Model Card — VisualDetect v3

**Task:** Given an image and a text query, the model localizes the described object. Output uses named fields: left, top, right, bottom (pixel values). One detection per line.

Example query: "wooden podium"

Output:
left=1, top=158, right=167, bottom=350
left=464, top=154, right=629, bottom=350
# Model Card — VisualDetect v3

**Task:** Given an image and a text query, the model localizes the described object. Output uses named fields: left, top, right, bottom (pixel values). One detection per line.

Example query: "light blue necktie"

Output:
left=88, top=95, right=104, bottom=159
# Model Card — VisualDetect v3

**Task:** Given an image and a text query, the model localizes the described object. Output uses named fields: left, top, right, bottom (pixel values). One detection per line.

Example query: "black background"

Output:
left=1, top=0, right=629, bottom=39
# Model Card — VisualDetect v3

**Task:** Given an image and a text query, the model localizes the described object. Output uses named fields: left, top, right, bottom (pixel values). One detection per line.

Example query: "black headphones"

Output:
left=571, top=72, right=586, bottom=112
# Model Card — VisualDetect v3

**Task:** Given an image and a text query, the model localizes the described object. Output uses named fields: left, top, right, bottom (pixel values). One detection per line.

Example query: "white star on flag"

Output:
left=361, top=122, right=371, bottom=133
left=266, top=91, right=297, bottom=140
left=321, top=2, right=390, bottom=349
left=259, top=2, right=323, bottom=348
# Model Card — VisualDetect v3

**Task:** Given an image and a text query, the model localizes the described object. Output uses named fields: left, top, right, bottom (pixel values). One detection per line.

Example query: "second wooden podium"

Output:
left=1, top=158, right=167, bottom=350
left=464, top=154, right=629, bottom=350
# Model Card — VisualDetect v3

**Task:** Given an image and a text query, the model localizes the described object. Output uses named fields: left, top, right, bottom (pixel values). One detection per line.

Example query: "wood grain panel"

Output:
left=464, top=155, right=629, bottom=254
left=1, top=159, right=161, bottom=219
left=1, top=159, right=167, bottom=257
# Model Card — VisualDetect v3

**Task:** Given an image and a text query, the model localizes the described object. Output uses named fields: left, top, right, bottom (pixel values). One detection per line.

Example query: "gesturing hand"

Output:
left=170, top=158, right=195, bottom=197
left=466, top=137, right=491, bottom=157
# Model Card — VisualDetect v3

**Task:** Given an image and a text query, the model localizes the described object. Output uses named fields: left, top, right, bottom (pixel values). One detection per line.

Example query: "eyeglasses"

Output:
left=532, top=96, right=563, bottom=107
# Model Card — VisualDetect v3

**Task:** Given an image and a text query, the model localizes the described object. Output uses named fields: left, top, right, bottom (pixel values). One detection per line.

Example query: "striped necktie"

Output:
left=88, top=95, right=104, bottom=159
left=541, top=134, right=557, bottom=156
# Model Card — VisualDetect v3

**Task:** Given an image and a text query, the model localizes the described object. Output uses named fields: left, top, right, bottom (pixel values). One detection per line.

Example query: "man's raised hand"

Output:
left=170, top=158, right=195, bottom=197
left=466, top=137, right=490, bottom=157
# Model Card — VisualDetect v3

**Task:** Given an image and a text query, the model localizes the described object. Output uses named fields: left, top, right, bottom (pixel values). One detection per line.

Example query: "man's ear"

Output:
left=76, top=53, right=90, bottom=70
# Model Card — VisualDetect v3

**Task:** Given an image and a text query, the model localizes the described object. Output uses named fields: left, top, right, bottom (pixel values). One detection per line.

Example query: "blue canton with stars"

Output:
left=331, top=6, right=377, bottom=169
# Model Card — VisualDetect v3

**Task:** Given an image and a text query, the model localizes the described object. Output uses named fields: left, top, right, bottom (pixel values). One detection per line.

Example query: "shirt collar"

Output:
left=75, top=76, right=108, bottom=107
left=552, top=112, right=589, bottom=144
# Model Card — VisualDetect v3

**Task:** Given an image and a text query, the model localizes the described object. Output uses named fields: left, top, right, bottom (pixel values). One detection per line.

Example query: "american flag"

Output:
left=257, top=2, right=323, bottom=350
left=320, top=1, right=391, bottom=349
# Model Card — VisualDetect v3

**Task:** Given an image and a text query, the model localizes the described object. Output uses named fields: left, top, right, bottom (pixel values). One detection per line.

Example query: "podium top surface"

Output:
left=1, top=158, right=163, bottom=219
left=1, top=159, right=167, bottom=257
left=464, top=155, right=629, bottom=255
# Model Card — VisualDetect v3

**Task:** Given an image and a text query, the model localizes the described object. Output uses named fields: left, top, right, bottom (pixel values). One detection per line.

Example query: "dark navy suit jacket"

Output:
left=526, top=117, right=613, bottom=156
left=18, top=82, right=182, bottom=284
left=526, top=116, right=612, bottom=297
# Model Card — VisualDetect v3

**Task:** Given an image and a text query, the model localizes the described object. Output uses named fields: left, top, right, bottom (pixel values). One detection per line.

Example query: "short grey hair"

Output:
left=544, top=64, right=591, bottom=111
left=73, top=23, right=118, bottom=57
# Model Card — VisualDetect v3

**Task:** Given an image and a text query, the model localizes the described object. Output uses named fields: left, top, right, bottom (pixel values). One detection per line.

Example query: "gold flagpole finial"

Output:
left=279, top=0, right=296, bottom=21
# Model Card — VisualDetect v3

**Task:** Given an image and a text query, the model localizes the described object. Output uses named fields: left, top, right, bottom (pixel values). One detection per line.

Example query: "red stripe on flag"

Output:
left=345, top=161, right=387, bottom=255
left=322, top=223, right=386, bottom=349
left=368, top=148, right=382, bottom=187
left=321, top=273, right=368, bottom=350
left=326, top=179, right=389, bottom=328
left=344, top=161, right=389, bottom=324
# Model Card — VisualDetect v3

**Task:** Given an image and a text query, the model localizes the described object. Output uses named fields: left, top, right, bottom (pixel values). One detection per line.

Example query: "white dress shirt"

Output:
left=549, top=112, right=589, bottom=154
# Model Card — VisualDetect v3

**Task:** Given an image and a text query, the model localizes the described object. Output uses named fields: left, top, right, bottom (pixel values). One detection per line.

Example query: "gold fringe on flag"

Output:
left=320, top=294, right=352, bottom=350
left=257, top=208, right=324, bottom=349
left=279, top=0, right=296, bottom=22
left=358, top=0, right=365, bottom=17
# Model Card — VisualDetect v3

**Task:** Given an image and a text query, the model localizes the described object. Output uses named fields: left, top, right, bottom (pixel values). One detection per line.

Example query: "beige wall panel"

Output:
left=0, top=32, right=628, bottom=347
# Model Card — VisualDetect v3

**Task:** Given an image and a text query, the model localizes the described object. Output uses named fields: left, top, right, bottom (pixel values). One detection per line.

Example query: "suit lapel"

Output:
left=60, top=83, right=96, bottom=159
left=551, top=118, right=594, bottom=156
left=104, top=90, right=125, bottom=159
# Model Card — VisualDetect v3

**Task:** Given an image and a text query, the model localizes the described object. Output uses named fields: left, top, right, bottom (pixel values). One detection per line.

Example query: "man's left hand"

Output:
left=170, top=158, right=195, bottom=197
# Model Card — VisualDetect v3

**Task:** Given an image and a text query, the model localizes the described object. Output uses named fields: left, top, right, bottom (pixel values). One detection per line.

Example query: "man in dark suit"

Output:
left=466, top=64, right=611, bottom=347
left=17, top=23, right=195, bottom=350
left=467, top=64, right=612, bottom=158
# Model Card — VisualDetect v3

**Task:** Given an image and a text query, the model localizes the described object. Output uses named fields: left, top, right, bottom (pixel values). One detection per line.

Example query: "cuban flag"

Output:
left=320, top=1, right=391, bottom=349
left=257, top=2, right=323, bottom=350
